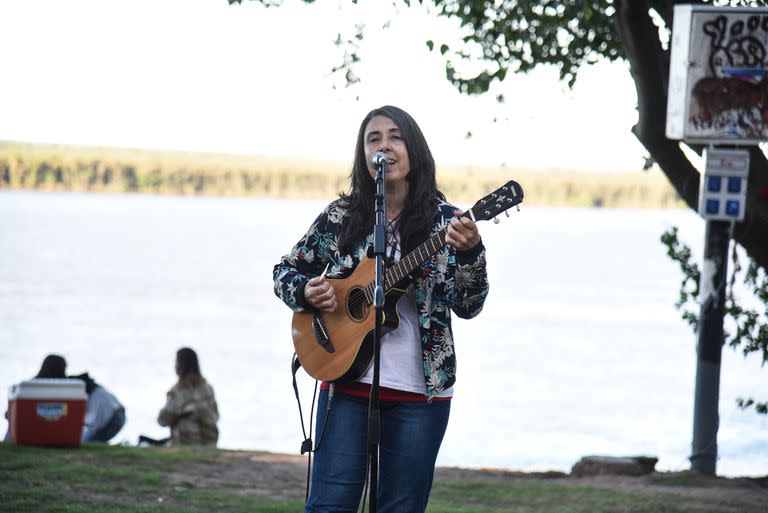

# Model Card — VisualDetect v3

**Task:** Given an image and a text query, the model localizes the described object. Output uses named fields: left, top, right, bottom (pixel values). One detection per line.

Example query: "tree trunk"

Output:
left=614, top=0, right=768, bottom=270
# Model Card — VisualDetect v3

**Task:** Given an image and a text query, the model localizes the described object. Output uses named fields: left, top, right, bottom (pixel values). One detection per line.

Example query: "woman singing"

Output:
left=273, top=105, right=489, bottom=513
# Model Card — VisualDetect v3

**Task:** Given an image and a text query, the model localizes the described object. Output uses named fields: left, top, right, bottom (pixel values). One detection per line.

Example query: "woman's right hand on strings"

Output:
left=304, top=276, right=337, bottom=312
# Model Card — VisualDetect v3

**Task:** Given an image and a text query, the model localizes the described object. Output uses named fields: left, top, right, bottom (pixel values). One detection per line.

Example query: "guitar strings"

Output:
left=317, top=226, right=451, bottom=334
left=308, top=196, right=517, bottom=336
left=315, top=195, right=505, bottom=333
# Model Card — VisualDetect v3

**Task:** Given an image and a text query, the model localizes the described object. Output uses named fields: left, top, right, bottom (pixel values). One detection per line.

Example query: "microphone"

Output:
left=370, top=152, right=387, bottom=169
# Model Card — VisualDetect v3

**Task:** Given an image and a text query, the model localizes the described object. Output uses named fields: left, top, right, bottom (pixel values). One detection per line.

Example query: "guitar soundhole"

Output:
left=346, top=287, right=369, bottom=321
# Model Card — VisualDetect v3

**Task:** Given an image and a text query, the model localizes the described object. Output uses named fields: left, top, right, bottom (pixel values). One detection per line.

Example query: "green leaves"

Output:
left=428, top=0, right=623, bottom=92
left=662, top=226, right=768, bottom=415
left=660, top=227, right=700, bottom=330
left=330, top=24, right=365, bottom=88
left=228, top=0, right=287, bottom=6
left=233, top=1, right=622, bottom=93
left=736, top=397, right=768, bottom=414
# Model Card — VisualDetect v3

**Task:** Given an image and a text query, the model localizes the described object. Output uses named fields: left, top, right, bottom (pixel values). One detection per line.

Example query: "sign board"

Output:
left=698, top=148, right=750, bottom=221
left=667, top=5, right=768, bottom=144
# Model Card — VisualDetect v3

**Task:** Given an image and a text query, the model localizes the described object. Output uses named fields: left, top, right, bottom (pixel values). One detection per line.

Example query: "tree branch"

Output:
left=614, top=0, right=768, bottom=270
left=613, top=0, right=700, bottom=208
left=738, top=147, right=768, bottom=266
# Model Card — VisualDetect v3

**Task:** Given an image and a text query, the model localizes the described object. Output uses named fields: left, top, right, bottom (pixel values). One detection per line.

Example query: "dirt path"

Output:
left=164, top=450, right=768, bottom=512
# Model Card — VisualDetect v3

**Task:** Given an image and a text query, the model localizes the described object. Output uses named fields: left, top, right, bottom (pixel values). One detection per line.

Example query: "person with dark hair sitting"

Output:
left=140, top=347, right=218, bottom=447
left=35, top=353, right=68, bottom=378
left=4, top=354, right=69, bottom=442
left=5, top=354, right=125, bottom=444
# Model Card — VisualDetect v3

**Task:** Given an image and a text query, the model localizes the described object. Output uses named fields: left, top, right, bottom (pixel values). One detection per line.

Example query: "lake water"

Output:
left=1, top=190, right=766, bottom=477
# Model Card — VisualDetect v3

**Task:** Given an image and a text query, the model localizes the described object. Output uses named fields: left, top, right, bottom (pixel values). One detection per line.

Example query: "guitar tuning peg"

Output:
left=493, top=217, right=500, bottom=224
left=516, top=205, right=520, bottom=211
left=504, top=211, right=509, bottom=217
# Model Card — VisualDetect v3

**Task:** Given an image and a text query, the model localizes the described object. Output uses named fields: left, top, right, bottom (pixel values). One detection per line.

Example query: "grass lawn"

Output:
left=1, top=443, right=764, bottom=513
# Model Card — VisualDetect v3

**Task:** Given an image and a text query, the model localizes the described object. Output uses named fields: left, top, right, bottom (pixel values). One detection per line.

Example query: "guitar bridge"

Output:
left=312, top=314, right=334, bottom=353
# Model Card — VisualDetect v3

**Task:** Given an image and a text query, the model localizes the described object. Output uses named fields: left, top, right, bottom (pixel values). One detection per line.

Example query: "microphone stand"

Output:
left=368, top=156, right=387, bottom=513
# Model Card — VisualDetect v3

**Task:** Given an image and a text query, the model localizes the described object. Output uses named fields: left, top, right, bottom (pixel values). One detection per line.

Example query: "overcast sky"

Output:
left=0, top=0, right=648, bottom=171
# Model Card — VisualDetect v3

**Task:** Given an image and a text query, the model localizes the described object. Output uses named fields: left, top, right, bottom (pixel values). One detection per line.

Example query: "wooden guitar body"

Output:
left=292, top=256, right=405, bottom=382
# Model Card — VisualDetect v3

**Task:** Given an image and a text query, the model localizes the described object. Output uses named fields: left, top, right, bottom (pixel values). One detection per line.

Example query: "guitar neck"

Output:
left=355, top=178, right=522, bottom=305
left=385, top=226, right=450, bottom=290
left=361, top=223, right=454, bottom=305
left=364, top=207, right=476, bottom=298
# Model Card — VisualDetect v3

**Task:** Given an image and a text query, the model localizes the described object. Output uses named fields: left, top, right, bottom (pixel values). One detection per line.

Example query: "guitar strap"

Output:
left=290, top=355, right=313, bottom=450
left=291, top=353, right=334, bottom=503
left=386, top=218, right=400, bottom=264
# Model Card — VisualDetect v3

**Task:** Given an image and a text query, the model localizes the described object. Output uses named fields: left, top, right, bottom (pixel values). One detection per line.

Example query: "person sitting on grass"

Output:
left=3, top=354, right=69, bottom=442
left=71, top=372, right=126, bottom=444
left=140, top=347, right=218, bottom=447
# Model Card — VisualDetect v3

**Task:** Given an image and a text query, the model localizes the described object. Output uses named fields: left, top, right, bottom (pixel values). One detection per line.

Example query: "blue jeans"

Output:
left=82, top=408, right=126, bottom=443
left=306, top=389, right=450, bottom=513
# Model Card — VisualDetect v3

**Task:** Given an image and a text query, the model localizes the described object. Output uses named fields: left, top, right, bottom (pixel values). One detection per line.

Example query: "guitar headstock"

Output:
left=469, top=179, right=524, bottom=222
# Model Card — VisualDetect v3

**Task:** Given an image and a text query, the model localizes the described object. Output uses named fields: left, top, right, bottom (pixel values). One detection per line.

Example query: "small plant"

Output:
left=661, top=226, right=768, bottom=414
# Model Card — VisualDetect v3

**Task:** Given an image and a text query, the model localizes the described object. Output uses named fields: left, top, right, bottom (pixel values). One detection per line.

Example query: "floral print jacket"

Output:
left=273, top=198, right=490, bottom=400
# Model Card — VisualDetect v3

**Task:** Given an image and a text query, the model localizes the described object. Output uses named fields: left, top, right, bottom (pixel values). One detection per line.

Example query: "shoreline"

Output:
left=218, top=447, right=768, bottom=481
left=0, top=181, right=686, bottom=210
left=1, top=142, right=685, bottom=208
left=186, top=447, right=768, bottom=511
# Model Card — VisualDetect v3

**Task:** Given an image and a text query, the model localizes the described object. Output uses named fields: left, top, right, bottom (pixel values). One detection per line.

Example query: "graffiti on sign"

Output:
left=667, top=6, right=768, bottom=143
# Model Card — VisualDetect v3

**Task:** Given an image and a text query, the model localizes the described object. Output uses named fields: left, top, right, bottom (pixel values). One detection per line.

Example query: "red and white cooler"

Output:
left=7, top=379, right=87, bottom=447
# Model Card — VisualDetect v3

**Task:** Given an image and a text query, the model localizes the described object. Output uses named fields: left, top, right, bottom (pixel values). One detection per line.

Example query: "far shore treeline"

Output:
left=0, top=142, right=685, bottom=208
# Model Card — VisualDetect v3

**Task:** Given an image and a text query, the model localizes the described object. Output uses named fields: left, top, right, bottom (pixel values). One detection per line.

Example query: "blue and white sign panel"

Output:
left=699, top=148, right=750, bottom=221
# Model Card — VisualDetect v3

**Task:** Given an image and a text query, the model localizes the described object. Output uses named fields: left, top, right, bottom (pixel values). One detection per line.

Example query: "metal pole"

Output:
left=368, top=157, right=387, bottom=513
left=690, top=220, right=730, bottom=475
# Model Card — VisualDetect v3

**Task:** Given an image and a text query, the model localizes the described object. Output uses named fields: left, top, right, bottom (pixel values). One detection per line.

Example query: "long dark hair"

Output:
left=176, top=347, right=204, bottom=386
left=70, top=372, right=98, bottom=395
left=338, top=105, right=445, bottom=254
left=35, top=354, right=67, bottom=378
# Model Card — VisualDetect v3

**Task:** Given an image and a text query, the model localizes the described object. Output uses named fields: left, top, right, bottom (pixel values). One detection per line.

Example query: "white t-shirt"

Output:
left=357, top=223, right=453, bottom=398
left=83, top=386, right=121, bottom=433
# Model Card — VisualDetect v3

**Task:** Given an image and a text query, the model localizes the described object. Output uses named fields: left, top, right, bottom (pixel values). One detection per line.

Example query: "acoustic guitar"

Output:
left=292, top=179, right=524, bottom=382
